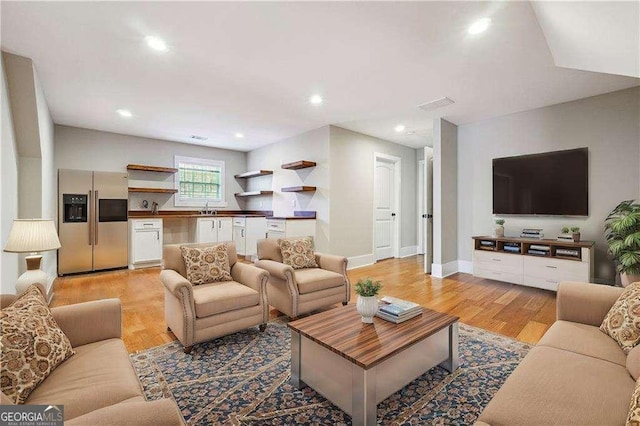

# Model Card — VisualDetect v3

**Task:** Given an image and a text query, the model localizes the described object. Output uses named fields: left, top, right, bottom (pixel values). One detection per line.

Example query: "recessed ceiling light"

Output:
left=309, top=94, right=323, bottom=105
left=468, top=18, right=491, bottom=35
left=234, top=132, right=244, bottom=139
left=394, top=124, right=406, bottom=133
left=145, top=36, right=168, bottom=52
left=116, top=109, right=132, bottom=118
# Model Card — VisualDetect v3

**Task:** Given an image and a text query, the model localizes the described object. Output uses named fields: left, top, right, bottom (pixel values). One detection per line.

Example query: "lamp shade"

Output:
left=3, top=219, right=61, bottom=253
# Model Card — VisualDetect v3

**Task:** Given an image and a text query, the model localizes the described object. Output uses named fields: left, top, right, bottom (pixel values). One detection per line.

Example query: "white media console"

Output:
left=472, top=236, right=595, bottom=291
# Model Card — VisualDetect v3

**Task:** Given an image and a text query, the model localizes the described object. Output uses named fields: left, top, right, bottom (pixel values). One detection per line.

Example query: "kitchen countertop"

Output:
left=128, top=210, right=316, bottom=220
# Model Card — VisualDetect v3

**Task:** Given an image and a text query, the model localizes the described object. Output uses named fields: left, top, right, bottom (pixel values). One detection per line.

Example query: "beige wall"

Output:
left=433, top=119, right=458, bottom=270
left=2, top=52, right=57, bottom=293
left=457, top=87, right=640, bottom=283
left=1, top=56, right=19, bottom=294
left=54, top=125, right=248, bottom=212
left=245, top=126, right=330, bottom=252
left=329, top=126, right=417, bottom=262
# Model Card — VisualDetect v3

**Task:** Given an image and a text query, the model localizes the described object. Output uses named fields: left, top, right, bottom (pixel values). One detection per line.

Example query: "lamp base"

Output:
left=16, top=255, right=47, bottom=296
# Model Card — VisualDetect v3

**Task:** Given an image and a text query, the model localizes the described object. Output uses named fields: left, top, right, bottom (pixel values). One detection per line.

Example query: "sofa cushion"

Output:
left=477, top=345, right=635, bottom=426
left=193, top=281, right=259, bottom=318
left=279, top=237, right=318, bottom=270
left=537, top=320, right=627, bottom=366
left=294, top=268, right=344, bottom=295
left=26, top=338, right=143, bottom=420
left=181, top=243, right=232, bottom=285
left=600, top=281, right=640, bottom=354
left=629, top=345, right=640, bottom=381
left=0, top=285, right=75, bottom=404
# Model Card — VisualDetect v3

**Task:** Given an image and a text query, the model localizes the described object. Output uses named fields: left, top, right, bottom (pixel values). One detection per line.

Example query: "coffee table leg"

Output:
left=439, top=322, right=460, bottom=373
left=290, top=330, right=306, bottom=389
left=352, top=365, right=376, bottom=426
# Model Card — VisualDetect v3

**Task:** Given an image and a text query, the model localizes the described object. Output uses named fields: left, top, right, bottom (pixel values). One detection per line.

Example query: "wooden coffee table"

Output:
left=287, top=305, right=459, bottom=426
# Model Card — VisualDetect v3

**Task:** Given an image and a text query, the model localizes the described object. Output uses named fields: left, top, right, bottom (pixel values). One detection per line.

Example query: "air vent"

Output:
left=190, top=135, right=208, bottom=141
left=417, top=97, right=455, bottom=111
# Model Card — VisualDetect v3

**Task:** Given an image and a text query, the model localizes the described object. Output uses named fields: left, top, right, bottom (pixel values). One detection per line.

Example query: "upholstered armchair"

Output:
left=160, top=242, right=269, bottom=354
left=254, top=238, right=350, bottom=319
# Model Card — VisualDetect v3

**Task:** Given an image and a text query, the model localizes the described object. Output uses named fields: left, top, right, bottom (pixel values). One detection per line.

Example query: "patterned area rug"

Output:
left=131, top=322, right=530, bottom=425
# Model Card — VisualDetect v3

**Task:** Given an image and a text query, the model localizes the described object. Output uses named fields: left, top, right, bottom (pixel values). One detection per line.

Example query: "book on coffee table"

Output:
left=376, top=296, right=423, bottom=323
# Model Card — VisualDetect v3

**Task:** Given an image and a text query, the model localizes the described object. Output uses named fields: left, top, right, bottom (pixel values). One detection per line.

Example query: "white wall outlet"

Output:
left=291, top=199, right=296, bottom=207
left=259, top=201, right=263, bottom=208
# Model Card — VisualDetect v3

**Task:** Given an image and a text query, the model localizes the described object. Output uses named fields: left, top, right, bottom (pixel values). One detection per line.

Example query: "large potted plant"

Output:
left=605, top=200, right=640, bottom=287
left=355, top=278, right=382, bottom=323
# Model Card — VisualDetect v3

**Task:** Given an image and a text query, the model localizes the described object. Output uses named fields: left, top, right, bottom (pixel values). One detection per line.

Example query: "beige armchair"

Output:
left=255, top=238, right=350, bottom=319
left=160, top=242, right=269, bottom=354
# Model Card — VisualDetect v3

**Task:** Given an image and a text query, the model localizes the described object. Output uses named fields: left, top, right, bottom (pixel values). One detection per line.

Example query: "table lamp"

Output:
left=3, top=219, right=61, bottom=295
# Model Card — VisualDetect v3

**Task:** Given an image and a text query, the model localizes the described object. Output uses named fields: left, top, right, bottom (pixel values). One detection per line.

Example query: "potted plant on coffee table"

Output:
left=355, top=278, right=382, bottom=323
left=605, top=200, right=640, bottom=287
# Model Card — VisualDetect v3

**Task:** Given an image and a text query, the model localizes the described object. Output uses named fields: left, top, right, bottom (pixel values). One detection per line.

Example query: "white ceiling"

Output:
left=532, top=1, right=640, bottom=79
left=2, top=1, right=638, bottom=151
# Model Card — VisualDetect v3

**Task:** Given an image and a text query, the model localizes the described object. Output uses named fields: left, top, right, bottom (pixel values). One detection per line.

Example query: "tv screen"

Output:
left=493, top=148, right=588, bottom=216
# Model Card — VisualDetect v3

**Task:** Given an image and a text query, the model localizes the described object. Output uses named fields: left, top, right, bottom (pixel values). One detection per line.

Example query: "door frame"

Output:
left=373, top=152, right=402, bottom=260
left=417, top=159, right=425, bottom=255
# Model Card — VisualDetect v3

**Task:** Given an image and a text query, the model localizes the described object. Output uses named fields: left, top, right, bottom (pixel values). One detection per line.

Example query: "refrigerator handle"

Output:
left=88, top=190, right=93, bottom=245
left=94, top=190, right=99, bottom=245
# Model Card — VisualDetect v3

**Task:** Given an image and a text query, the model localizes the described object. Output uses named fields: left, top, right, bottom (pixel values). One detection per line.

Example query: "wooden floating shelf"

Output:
left=128, top=187, right=178, bottom=194
left=235, top=191, right=274, bottom=197
left=281, top=160, right=316, bottom=170
left=234, top=170, right=274, bottom=179
left=281, top=186, right=317, bottom=193
left=127, top=164, right=178, bottom=174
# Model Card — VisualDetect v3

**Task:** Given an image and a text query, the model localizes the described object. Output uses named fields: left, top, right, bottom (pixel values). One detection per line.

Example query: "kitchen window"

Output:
left=174, top=156, right=227, bottom=207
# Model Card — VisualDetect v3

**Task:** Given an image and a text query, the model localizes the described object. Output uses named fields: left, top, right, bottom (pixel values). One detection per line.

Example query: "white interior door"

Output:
left=374, top=156, right=398, bottom=261
left=424, top=147, right=434, bottom=274
left=417, top=160, right=425, bottom=255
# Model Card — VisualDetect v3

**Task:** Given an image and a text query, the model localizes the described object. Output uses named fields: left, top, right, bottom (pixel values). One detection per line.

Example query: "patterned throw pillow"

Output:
left=0, top=285, right=75, bottom=404
left=600, top=281, right=640, bottom=354
left=180, top=243, right=232, bottom=285
left=279, top=236, right=318, bottom=270
left=629, top=378, right=640, bottom=426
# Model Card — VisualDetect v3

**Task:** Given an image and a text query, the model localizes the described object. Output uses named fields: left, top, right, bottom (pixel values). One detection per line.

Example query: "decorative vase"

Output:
left=356, top=295, right=379, bottom=323
left=495, top=226, right=504, bottom=237
left=572, top=233, right=581, bottom=243
left=621, top=272, right=640, bottom=288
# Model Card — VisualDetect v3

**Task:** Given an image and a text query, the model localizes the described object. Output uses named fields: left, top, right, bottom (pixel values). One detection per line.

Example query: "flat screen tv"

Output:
left=493, top=148, right=588, bottom=216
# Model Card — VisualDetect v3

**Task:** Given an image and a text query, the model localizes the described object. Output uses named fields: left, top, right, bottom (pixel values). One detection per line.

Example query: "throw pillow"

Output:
left=279, top=236, right=318, bottom=270
left=181, top=243, right=232, bottom=285
left=600, top=282, right=640, bottom=354
left=628, top=378, right=640, bottom=426
left=0, top=285, right=75, bottom=404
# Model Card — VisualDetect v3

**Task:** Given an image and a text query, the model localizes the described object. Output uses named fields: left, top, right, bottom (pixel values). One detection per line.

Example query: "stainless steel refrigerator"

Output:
left=58, top=169, right=129, bottom=275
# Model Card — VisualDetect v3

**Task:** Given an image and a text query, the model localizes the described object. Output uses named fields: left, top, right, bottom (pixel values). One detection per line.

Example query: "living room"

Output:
left=1, top=1, right=639, bottom=425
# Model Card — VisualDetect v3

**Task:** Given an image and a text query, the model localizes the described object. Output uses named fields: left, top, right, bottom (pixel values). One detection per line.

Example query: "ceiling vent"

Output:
left=417, top=97, right=455, bottom=111
left=190, top=135, right=208, bottom=141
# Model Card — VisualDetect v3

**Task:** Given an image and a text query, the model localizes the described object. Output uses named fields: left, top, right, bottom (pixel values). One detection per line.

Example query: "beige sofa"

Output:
left=161, top=242, right=269, bottom=353
left=476, top=281, right=637, bottom=426
left=255, top=238, right=350, bottom=318
left=0, top=290, right=183, bottom=425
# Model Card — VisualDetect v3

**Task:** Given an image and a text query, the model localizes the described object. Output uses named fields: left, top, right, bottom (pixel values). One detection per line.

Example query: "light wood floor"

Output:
left=51, top=256, right=556, bottom=353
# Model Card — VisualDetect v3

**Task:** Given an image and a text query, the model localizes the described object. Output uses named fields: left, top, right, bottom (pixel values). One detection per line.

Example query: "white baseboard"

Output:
left=399, top=245, right=418, bottom=258
left=347, top=253, right=376, bottom=270
left=458, top=260, right=473, bottom=274
left=431, top=260, right=459, bottom=278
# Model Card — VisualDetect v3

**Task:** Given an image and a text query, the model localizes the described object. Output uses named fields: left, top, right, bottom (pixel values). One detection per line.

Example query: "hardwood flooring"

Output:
left=51, top=255, right=556, bottom=353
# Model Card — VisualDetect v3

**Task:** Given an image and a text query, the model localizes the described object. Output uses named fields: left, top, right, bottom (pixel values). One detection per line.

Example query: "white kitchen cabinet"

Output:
left=233, top=217, right=267, bottom=259
left=129, top=219, right=163, bottom=269
left=196, top=217, right=232, bottom=244
left=266, top=219, right=316, bottom=240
